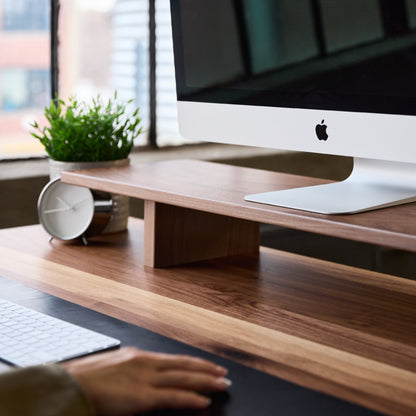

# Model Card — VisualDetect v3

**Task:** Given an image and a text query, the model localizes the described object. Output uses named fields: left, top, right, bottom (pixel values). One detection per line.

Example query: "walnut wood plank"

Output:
left=61, top=159, right=416, bottom=252
left=144, top=201, right=259, bottom=267
left=0, top=220, right=415, bottom=415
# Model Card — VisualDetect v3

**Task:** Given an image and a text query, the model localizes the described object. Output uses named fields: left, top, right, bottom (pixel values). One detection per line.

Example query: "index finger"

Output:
left=155, top=354, right=228, bottom=376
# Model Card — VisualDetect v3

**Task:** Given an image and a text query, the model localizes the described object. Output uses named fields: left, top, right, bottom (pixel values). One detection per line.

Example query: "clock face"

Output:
left=38, top=178, right=95, bottom=240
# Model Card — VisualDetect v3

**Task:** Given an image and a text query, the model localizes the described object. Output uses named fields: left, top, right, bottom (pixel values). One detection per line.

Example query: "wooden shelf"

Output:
left=0, top=220, right=415, bottom=415
left=52, top=159, right=416, bottom=414
left=61, top=159, right=416, bottom=254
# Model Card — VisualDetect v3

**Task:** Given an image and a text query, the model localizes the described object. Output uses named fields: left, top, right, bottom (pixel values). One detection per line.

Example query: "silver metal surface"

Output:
left=245, top=158, right=416, bottom=214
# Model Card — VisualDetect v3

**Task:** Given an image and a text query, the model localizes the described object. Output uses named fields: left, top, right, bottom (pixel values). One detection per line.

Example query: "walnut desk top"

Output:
left=0, top=220, right=415, bottom=415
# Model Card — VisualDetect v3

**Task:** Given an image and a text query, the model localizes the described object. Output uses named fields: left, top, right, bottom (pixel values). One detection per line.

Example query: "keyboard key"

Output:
left=0, top=299, right=120, bottom=367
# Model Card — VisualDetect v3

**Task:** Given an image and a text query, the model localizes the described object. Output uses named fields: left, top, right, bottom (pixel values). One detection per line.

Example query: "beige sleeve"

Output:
left=0, top=364, right=95, bottom=416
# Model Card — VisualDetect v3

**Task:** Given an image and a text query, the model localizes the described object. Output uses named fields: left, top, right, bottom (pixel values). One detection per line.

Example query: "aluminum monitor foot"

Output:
left=245, top=158, right=416, bottom=214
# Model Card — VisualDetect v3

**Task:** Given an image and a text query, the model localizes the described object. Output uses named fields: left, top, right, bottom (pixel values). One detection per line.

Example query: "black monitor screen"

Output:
left=171, top=0, right=416, bottom=115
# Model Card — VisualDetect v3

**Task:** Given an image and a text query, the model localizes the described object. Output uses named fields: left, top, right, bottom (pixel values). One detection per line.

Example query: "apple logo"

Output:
left=315, top=120, right=328, bottom=141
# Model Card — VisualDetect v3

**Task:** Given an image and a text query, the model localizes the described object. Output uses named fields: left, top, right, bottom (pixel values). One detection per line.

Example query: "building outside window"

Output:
left=2, top=0, right=49, bottom=31
left=0, top=0, right=50, bottom=157
left=0, top=0, right=192, bottom=160
left=1, top=69, right=49, bottom=111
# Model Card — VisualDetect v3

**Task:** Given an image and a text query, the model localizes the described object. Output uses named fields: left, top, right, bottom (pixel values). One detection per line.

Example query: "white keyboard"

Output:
left=0, top=299, right=120, bottom=367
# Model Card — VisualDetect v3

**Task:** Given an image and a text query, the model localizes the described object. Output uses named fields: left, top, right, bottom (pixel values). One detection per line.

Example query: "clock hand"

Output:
left=71, top=198, right=92, bottom=210
left=43, top=207, right=71, bottom=214
left=43, top=198, right=91, bottom=215
left=56, top=196, right=72, bottom=209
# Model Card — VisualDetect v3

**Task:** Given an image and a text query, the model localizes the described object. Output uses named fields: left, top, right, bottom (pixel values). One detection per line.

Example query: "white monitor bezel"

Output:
left=177, top=101, right=416, bottom=165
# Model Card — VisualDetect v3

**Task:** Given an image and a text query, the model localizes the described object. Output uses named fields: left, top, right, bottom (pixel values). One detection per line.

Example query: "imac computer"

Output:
left=170, top=0, right=416, bottom=214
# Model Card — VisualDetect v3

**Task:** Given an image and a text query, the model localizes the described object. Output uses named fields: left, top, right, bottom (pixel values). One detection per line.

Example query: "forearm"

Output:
left=0, top=365, right=95, bottom=416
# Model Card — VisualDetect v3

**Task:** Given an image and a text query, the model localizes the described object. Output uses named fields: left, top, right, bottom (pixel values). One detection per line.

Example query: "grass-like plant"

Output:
left=31, top=93, right=142, bottom=162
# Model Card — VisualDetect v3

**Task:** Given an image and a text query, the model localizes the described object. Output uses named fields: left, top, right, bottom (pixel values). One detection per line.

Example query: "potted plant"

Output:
left=31, top=92, right=142, bottom=233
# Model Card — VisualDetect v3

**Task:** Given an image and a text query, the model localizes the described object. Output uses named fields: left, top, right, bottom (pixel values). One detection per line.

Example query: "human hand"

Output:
left=62, top=346, right=230, bottom=416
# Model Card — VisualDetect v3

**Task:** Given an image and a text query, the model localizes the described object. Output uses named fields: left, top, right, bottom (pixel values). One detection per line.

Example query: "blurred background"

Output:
left=0, top=0, right=187, bottom=159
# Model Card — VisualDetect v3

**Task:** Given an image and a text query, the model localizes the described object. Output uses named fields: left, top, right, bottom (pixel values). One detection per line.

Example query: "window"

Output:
left=1, top=69, right=49, bottom=111
left=0, top=0, right=50, bottom=158
left=58, top=0, right=191, bottom=148
left=0, top=0, right=193, bottom=159
left=109, top=0, right=150, bottom=145
left=2, top=0, right=49, bottom=31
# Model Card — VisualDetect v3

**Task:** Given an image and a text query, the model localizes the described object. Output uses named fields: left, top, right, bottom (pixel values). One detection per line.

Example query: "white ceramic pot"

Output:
left=49, top=158, right=130, bottom=234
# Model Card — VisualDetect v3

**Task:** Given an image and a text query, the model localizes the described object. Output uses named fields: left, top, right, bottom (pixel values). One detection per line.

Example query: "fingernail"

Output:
left=216, top=365, right=228, bottom=375
left=218, top=377, right=232, bottom=388
left=200, top=396, right=212, bottom=407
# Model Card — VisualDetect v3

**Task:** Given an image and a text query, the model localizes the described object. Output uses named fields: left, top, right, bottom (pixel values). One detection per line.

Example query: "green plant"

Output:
left=31, top=93, right=142, bottom=162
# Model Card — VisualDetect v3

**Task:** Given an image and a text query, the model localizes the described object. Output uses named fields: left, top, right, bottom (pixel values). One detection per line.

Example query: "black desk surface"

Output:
left=0, top=275, right=380, bottom=416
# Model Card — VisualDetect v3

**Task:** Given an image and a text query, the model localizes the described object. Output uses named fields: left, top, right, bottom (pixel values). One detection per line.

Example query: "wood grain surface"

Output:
left=144, top=201, right=259, bottom=267
left=0, top=220, right=415, bottom=415
left=60, top=159, right=416, bottom=252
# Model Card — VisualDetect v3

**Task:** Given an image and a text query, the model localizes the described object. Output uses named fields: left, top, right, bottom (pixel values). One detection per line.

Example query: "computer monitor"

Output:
left=170, top=0, right=416, bottom=214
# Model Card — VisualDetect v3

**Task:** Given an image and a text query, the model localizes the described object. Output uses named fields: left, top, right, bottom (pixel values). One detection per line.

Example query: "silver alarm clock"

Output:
left=38, top=177, right=95, bottom=241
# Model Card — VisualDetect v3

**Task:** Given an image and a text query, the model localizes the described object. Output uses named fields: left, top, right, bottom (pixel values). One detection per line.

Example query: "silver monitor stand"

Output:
left=245, top=158, right=416, bottom=214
